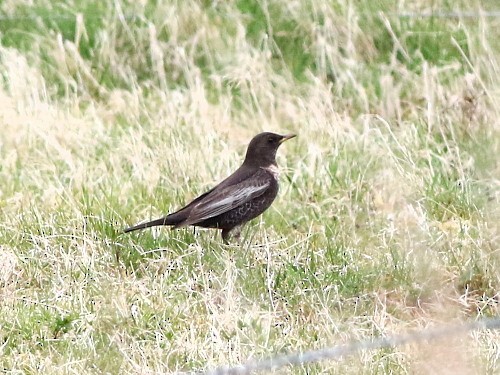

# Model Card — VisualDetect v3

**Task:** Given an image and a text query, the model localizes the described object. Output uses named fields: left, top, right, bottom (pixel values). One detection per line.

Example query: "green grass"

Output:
left=0, top=0, right=499, bottom=373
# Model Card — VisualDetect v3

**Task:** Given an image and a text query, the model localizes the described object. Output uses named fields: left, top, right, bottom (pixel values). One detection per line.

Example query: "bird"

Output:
left=124, top=132, right=296, bottom=243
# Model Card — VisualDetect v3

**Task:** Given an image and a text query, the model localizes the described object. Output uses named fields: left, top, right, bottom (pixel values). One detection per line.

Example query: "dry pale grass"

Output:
left=0, top=0, right=499, bottom=374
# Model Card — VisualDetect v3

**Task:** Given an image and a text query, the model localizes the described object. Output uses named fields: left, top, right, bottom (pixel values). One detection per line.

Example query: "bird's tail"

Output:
left=123, top=217, right=175, bottom=233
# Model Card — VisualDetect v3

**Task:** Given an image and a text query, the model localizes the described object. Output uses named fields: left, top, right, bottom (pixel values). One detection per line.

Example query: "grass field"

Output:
left=0, top=0, right=499, bottom=373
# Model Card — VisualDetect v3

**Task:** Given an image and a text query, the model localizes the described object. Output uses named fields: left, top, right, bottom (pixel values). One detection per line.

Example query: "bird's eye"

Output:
left=267, top=137, right=274, bottom=143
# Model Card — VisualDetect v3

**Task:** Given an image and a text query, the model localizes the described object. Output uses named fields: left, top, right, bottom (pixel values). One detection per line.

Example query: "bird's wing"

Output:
left=178, top=171, right=271, bottom=226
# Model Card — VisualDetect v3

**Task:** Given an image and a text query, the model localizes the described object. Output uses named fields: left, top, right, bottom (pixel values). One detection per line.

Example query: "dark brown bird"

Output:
left=124, top=132, right=296, bottom=242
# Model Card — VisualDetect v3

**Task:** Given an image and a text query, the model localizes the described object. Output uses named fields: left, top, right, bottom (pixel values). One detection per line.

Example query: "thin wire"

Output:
left=1, top=11, right=500, bottom=22
left=398, top=11, right=500, bottom=18
left=201, top=317, right=500, bottom=375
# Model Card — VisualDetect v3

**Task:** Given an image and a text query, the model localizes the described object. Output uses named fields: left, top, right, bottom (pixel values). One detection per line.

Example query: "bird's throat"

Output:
left=261, top=164, right=280, bottom=179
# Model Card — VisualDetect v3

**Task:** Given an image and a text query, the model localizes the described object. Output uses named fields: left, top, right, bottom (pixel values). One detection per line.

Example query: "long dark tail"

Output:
left=124, top=217, right=174, bottom=233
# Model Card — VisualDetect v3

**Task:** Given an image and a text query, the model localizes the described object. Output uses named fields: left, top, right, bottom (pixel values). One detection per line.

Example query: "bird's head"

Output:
left=244, top=132, right=296, bottom=167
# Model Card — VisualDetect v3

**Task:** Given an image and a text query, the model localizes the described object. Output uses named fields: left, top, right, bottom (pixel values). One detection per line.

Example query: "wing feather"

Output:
left=178, top=171, right=271, bottom=226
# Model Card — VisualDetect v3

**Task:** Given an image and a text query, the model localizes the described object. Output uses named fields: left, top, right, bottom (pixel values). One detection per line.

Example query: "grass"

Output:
left=0, top=0, right=499, bottom=373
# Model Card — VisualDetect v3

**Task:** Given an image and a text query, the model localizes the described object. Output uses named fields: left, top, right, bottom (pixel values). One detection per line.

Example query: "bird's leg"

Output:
left=221, top=228, right=232, bottom=244
left=221, top=224, right=245, bottom=244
